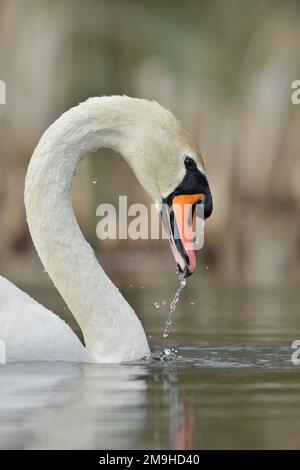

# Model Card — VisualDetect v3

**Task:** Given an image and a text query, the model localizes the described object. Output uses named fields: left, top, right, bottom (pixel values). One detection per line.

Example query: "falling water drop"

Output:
left=92, top=178, right=97, bottom=184
left=162, top=275, right=186, bottom=339
left=154, top=301, right=160, bottom=309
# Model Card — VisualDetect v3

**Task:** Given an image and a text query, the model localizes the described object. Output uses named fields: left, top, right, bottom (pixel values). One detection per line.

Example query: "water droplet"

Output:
left=206, top=265, right=209, bottom=269
left=92, top=178, right=97, bottom=184
left=190, top=301, right=195, bottom=306
left=41, top=268, right=46, bottom=273
left=129, top=284, right=133, bottom=288
left=162, top=276, right=187, bottom=339
left=154, top=302, right=160, bottom=309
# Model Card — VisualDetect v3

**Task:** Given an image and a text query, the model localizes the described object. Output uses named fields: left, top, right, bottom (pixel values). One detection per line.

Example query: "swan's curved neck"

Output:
left=24, top=98, right=149, bottom=362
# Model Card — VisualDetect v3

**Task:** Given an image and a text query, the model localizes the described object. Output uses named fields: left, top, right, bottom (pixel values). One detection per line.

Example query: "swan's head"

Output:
left=114, top=97, right=213, bottom=278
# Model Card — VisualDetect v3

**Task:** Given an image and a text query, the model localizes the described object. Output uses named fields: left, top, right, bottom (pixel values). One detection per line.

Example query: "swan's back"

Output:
left=0, top=276, right=93, bottom=363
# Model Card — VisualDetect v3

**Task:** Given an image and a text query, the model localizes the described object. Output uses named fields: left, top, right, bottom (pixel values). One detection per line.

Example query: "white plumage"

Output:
left=0, top=96, right=205, bottom=363
left=0, top=276, right=93, bottom=362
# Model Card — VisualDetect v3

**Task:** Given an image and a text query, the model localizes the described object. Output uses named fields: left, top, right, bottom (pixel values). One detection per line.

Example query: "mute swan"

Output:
left=0, top=96, right=212, bottom=363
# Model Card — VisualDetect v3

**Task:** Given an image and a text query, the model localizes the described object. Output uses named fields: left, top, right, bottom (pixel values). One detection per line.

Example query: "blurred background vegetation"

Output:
left=0, top=0, right=300, bottom=335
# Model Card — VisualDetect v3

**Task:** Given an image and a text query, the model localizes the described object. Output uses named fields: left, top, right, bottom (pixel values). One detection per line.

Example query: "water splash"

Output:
left=162, top=275, right=187, bottom=339
left=156, top=346, right=179, bottom=362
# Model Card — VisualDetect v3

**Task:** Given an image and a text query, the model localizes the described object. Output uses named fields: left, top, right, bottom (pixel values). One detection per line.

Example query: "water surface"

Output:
left=1, top=280, right=300, bottom=449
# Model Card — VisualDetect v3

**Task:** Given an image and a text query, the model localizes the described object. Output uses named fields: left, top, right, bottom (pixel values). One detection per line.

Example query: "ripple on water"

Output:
left=138, top=344, right=294, bottom=370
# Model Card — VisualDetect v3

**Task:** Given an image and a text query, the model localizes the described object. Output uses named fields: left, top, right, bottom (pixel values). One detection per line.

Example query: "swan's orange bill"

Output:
left=170, top=193, right=205, bottom=277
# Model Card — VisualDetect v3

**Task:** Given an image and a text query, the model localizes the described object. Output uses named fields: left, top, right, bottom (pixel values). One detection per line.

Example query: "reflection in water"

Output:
left=0, top=345, right=300, bottom=449
left=0, top=362, right=149, bottom=449
left=163, top=368, right=194, bottom=450
left=1, top=282, right=300, bottom=449
left=140, top=345, right=300, bottom=450
left=0, top=363, right=81, bottom=449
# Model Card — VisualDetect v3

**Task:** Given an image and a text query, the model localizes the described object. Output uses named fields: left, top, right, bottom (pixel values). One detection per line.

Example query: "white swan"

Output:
left=0, top=96, right=212, bottom=363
